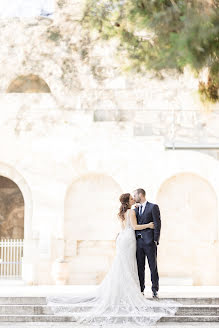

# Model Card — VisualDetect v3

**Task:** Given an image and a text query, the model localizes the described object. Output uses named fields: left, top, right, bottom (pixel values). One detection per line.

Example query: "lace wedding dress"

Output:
left=46, top=209, right=180, bottom=327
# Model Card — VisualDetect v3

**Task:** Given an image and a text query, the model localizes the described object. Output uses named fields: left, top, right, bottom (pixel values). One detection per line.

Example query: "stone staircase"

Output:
left=0, top=297, right=218, bottom=323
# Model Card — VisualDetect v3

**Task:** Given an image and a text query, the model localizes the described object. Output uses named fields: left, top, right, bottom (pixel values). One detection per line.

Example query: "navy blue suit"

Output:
left=134, top=201, right=161, bottom=293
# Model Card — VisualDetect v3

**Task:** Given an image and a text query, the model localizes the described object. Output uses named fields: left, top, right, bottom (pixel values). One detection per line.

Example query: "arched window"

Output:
left=7, top=74, right=51, bottom=93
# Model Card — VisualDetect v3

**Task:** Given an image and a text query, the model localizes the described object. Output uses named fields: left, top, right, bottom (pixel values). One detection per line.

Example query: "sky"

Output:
left=0, top=0, right=54, bottom=17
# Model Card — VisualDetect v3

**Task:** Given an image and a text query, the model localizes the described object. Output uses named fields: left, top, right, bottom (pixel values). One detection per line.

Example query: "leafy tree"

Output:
left=82, top=0, right=219, bottom=102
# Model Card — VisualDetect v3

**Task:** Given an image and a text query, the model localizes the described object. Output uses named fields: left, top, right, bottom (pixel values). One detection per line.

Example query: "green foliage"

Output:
left=81, top=0, right=219, bottom=102
left=47, top=27, right=62, bottom=42
left=199, top=76, right=219, bottom=103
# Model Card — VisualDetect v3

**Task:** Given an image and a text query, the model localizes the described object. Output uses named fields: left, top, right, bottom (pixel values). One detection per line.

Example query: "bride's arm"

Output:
left=129, top=209, right=154, bottom=230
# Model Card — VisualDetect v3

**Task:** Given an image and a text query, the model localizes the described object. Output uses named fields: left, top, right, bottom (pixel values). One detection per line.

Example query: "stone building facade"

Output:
left=0, top=0, right=219, bottom=286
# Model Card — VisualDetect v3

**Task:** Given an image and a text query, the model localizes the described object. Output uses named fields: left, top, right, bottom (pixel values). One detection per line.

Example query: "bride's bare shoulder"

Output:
left=128, top=209, right=136, bottom=217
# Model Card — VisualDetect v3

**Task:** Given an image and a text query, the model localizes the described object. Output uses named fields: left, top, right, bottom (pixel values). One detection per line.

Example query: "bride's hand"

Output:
left=148, top=222, right=155, bottom=229
left=134, top=203, right=140, bottom=208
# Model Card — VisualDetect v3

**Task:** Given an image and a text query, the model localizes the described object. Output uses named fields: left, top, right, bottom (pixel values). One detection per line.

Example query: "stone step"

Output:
left=1, top=305, right=219, bottom=316
left=0, top=305, right=53, bottom=315
left=0, top=315, right=74, bottom=322
left=0, top=298, right=46, bottom=305
left=0, top=297, right=218, bottom=323
left=160, top=316, right=219, bottom=323
left=0, top=297, right=219, bottom=305
left=163, top=298, right=219, bottom=305
left=0, top=324, right=219, bottom=328
left=177, top=306, right=219, bottom=316
left=0, top=314, right=218, bottom=323
left=0, top=323, right=218, bottom=328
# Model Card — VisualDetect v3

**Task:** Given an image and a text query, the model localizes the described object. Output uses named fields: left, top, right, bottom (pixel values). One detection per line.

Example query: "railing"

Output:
left=0, top=239, right=23, bottom=279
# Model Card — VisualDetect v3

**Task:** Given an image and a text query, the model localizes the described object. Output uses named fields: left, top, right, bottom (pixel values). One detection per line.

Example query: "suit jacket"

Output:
left=134, top=201, right=161, bottom=245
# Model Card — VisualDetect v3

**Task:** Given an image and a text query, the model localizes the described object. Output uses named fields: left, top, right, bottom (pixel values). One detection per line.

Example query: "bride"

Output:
left=46, top=193, right=180, bottom=327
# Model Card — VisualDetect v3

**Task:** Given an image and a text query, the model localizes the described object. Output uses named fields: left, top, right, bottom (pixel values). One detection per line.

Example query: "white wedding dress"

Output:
left=46, top=209, right=180, bottom=327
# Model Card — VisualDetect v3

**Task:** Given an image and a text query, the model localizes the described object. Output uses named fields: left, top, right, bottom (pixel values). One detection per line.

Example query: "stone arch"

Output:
left=0, top=163, right=32, bottom=240
left=156, top=172, right=218, bottom=285
left=64, top=173, right=123, bottom=284
left=7, top=74, right=51, bottom=93
left=0, top=176, right=24, bottom=239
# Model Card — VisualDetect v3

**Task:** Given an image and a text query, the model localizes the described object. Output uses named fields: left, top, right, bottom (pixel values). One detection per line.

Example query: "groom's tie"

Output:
left=139, top=205, right=143, bottom=215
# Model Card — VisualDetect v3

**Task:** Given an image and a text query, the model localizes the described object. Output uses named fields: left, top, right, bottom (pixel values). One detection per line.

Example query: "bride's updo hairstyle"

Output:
left=118, top=193, right=131, bottom=221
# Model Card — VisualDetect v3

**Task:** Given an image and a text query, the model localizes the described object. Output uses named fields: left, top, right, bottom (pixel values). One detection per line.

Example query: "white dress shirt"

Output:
left=139, top=200, right=147, bottom=215
left=137, top=200, right=147, bottom=238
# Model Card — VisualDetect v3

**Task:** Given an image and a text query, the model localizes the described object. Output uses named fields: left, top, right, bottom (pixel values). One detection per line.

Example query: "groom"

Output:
left=133, top=188, right=161, bottom=299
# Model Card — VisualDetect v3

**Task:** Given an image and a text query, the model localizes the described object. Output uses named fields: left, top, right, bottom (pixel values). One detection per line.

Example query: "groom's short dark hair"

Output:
left=136, top=188, right=146, bottom=197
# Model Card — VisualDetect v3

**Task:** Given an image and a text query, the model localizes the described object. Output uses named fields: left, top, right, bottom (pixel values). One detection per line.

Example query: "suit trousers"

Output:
left=136, top=238, right=159, bottom=293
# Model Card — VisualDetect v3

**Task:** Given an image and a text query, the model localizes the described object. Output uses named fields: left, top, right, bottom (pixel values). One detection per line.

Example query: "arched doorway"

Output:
left=0, top=176, right=24, bottom=238
left=64, top=173, right=122, bottom=284
left=156, top=172, right=218, bottom=285
left=0, top=163, right=32, bottom=283
left=0, top=176, right=24, bottom=279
